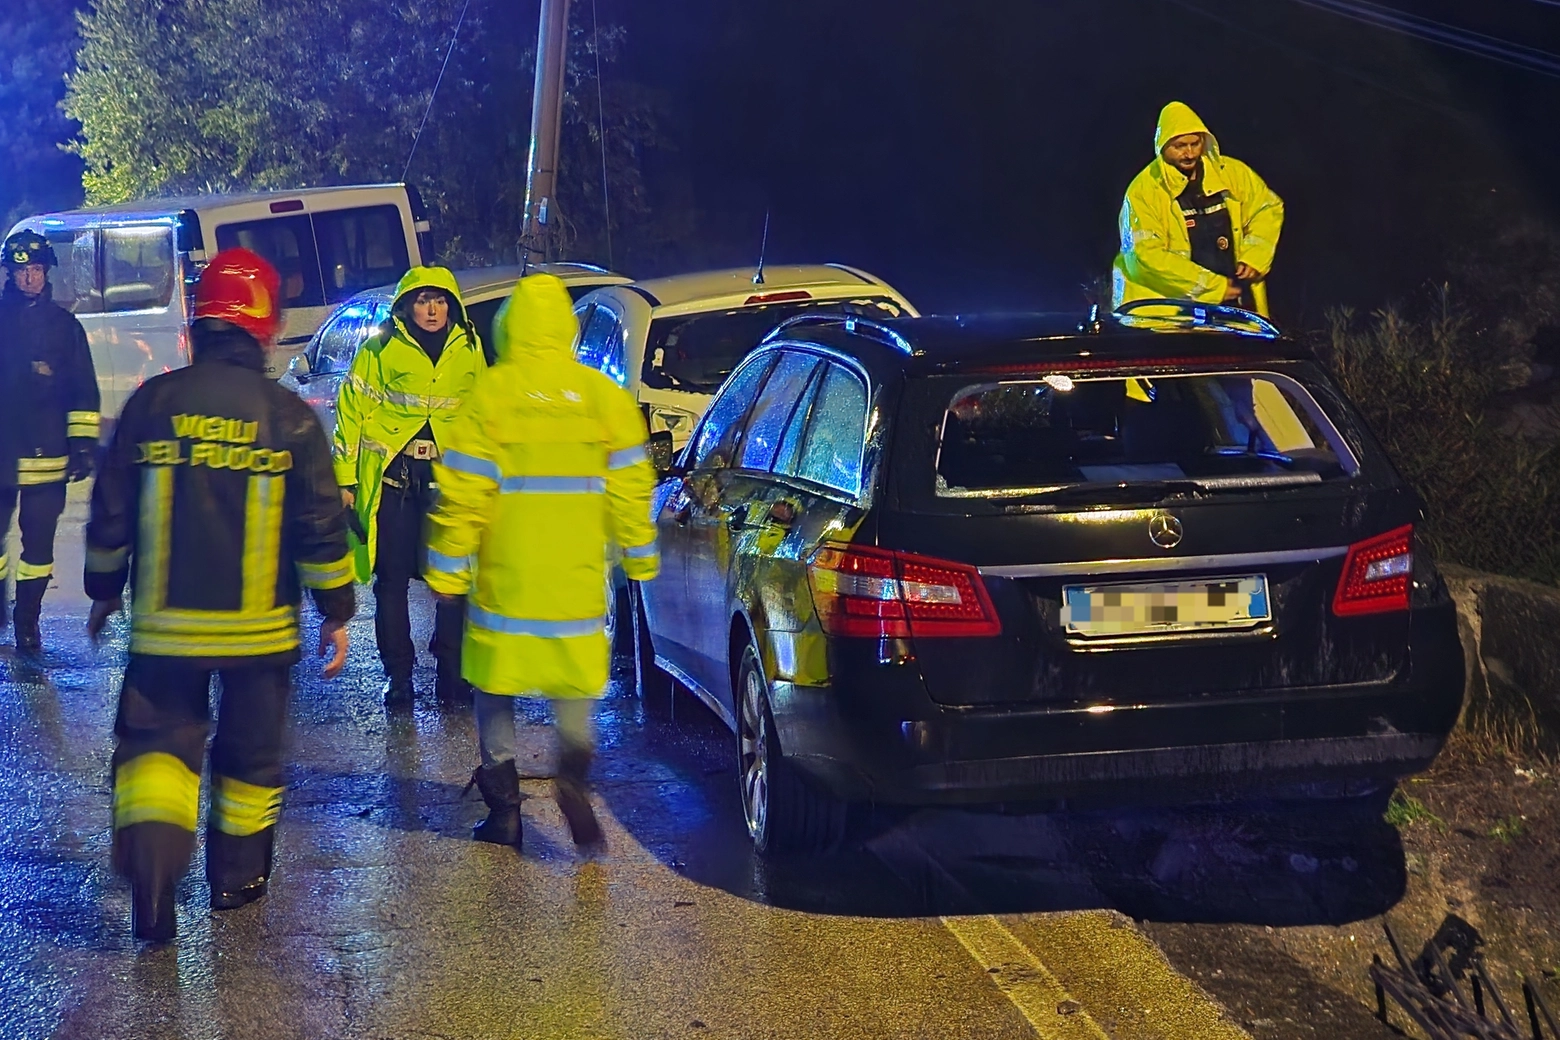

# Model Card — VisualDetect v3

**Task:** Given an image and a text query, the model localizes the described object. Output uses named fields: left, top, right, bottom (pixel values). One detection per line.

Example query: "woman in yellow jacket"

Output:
left=1112, top=101, right=1284, bottom=317
left=333, top=266, right=486, bottom=705
left=424, top=274, right=658, bottom=851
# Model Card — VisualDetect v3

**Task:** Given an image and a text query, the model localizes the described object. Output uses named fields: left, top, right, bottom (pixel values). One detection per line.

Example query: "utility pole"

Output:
left=522, top=0, right=571, bottom=264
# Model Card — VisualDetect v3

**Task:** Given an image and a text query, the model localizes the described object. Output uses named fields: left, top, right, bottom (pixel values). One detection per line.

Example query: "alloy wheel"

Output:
left=738, top=659, right=769, bottom=841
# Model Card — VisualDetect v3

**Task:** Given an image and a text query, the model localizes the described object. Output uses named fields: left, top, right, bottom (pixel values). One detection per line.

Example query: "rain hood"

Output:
left=490, top=273, right=579, bottom=364
left=1153, top=102, right=1222, bottom=193
left=391, top=265, right=469, bottom=326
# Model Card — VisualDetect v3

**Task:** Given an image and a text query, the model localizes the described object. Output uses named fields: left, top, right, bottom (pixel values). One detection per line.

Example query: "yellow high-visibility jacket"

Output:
left=1112, top=102, right=1284, bottom=317
left=332, top=266, right=486, bottom=581
left=424, top=274, right=659, bottom=699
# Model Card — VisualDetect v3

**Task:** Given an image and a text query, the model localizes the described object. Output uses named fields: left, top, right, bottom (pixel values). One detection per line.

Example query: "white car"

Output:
left=571, top=264, right=918, bottom=447
left=281, top=261, right=631, bottom=437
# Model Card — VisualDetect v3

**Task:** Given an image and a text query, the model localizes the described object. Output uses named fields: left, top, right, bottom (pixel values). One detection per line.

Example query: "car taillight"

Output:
left=1332, top=524, right=1413, bottom=616
left=807, top=543, right=1001, bottom=638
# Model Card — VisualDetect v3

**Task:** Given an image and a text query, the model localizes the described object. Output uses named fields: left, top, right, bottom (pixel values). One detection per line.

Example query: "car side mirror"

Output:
left=287, top=353, right=311, bottom=380
left=646, top=430, right=677, bottom=476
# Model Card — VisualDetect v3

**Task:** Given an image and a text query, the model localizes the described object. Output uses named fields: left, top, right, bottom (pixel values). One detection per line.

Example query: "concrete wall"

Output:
left=1443, top=565, right=1560, bottom=758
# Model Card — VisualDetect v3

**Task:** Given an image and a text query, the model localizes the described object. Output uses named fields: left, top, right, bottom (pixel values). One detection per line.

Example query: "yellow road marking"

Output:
left=942, top=915, right=1110, bottom=1040
left=1009, top=912, right=1251, bottom=1039
left=945, top=912, right=1251, bottom=1040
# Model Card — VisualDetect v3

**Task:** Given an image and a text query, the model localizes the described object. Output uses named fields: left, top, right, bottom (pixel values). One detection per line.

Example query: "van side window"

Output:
left=314, top=205, right=410, bottom=304
left=101, top=226, right=175, bottom=312
left=45, top=230, right=101, bottom=314
left=216, top=215, right=325, bottom=308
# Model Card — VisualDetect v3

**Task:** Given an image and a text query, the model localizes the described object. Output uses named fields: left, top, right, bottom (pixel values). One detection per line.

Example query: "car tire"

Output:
left=736, top=642, right=845, bottom=857
left=631, top=582, right=676, bottom=711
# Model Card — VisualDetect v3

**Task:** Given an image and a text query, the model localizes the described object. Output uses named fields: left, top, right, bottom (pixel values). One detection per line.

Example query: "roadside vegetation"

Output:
left=1317, top=287, right=1560, bottom=588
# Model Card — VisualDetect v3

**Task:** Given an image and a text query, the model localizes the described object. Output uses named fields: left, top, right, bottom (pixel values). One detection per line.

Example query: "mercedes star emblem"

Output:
left=1148, top=513, right=1183, bottom=549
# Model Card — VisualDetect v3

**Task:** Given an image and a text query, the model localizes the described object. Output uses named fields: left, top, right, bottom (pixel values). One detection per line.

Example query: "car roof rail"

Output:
left=764, top=312, right=914, bottom=354
left=1107, top=298, right=1281, bottom=338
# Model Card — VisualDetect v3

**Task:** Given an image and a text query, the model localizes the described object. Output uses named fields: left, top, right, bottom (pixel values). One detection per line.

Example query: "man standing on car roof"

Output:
left=423, top=273, right=658, bottom=852
left=84, top=248, right=355, bottom=942
left=332, top=267, right=486, bottom=707
left=1112, top=102, right=1285, bottom=317
left=0, top=229, right=101, bottom=653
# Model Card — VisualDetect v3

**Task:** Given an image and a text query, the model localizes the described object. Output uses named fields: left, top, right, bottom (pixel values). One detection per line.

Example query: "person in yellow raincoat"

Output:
left=1112, top=101, right=1284, bottom=316
left=424, top=273, right=658, bottom=851
left=332, top=266, right=486, bottom=705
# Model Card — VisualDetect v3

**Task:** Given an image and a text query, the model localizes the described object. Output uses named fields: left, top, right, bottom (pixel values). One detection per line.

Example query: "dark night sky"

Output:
left=596, top=0, right=1560, bottom=321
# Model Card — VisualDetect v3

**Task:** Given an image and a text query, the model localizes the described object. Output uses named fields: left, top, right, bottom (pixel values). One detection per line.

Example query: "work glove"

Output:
left=66, top=442, right=96, bottom=483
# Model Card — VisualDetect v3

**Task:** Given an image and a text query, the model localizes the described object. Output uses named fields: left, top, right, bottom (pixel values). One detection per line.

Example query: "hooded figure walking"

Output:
left=332, top=267, right=486, bottom=706
left=423, top=274, right=659, bottom=852
left=1112, top=102, right=1285, bottom=316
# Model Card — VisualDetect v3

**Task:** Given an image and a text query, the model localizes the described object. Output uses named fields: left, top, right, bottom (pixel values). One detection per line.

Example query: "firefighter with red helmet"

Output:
left=84, top=248, right=355, bottom=943
left=0, top=229, right=100, bottom=652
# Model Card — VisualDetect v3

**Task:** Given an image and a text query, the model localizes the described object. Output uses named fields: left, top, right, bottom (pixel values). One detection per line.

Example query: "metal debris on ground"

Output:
left=1370, top=917, right=1560, bottom=1039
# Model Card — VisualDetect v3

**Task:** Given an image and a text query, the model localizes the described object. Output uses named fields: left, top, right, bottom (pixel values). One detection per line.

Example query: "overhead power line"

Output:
left=1283, top=0, right=1560, bottom=79
left=402, top=0, right=475, bottom=182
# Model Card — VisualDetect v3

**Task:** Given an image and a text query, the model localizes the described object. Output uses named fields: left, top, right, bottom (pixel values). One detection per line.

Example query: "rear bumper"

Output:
left=768, top=609, right=1464, bottom=807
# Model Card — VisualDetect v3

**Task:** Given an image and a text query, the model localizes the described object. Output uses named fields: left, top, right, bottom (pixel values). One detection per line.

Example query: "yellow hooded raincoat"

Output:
left=1111, top=102, right=1284, bottom=316
left=423, top=274, right=659, bottom=699
left=332, top=266, right=486, bottom=581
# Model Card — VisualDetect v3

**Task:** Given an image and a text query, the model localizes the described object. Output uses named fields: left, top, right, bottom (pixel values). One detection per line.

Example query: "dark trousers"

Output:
left=373, top=470, right=463, bottom=684
left=0, top=482, right=67, bottom=585
left=111, top=656, right=291, bottom=897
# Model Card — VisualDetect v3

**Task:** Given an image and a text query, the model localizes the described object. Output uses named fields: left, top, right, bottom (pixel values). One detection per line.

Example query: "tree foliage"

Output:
left=65, top=0, right=672, bottom=267
left=0, top=0, right=86, bottom=228
left=1321, top=291, right=1560, bottom=586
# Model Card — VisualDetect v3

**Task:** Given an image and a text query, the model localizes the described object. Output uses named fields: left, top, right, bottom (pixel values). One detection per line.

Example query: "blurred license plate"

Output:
left=1062, top=575, right=1270, bottom=637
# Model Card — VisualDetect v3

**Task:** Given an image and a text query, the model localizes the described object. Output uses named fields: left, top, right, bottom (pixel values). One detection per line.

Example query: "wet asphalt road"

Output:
left=1, top=489, right=1411, bottom=1039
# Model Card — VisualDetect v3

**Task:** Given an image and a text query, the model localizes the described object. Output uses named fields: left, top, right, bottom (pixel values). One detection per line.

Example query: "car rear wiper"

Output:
left=991, top=480, right=1209, bottom=507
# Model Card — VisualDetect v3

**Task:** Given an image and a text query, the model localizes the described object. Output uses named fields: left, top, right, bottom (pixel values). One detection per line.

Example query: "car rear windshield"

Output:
left=934, top=370, right=1359, bottom=498
left=641, top=294, right=906, bottom=394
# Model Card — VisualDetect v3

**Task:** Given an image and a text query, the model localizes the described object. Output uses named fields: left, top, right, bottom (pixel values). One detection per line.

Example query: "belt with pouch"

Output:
left=403, top=439, right=439, bottom=461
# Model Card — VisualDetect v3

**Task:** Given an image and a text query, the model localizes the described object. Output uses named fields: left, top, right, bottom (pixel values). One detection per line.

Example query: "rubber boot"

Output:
left=555, top=747, right=604, bottom=849
left=13, top=577, right=46, bottom=654
left=117, top=823, right=189, bottom=945
left=468, top=759, right=522, bottom=847
left=207, top=826, right=274, bottom=911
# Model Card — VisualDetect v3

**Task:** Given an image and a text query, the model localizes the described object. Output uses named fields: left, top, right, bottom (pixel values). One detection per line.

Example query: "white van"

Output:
left=9, top=183, right=429, bottom=425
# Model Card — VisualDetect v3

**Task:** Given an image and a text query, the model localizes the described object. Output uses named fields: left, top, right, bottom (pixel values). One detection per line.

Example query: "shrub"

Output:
left=1317, top=290, right=1560, bottom=586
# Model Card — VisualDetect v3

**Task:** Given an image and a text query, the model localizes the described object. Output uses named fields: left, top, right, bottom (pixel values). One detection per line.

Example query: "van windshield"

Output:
left=641, top=295, right=906, bottom=393
left=934, top=370, right=1359, bottom=499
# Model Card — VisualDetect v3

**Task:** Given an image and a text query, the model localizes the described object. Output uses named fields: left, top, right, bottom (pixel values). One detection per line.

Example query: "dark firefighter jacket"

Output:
left=0, top=281, right=101, bottom=488
left=85, top=322, right=355, bottom=665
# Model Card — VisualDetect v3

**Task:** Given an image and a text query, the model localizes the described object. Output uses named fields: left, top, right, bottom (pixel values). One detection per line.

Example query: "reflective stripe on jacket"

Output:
left=1111, top=102, right=1284, bottom=317
left=331, top=266, right=486, bottom=581
left=424, top=274, right=659, bottom=699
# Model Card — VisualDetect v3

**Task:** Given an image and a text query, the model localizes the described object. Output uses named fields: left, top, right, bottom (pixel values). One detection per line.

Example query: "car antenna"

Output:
left=753, top=210, right=770, bottom=285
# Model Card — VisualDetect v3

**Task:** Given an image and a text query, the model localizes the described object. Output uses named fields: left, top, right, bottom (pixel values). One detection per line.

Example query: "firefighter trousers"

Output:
left=111, top=655, right=291, bottom=899
left=0, top=482, right=67, bottom=587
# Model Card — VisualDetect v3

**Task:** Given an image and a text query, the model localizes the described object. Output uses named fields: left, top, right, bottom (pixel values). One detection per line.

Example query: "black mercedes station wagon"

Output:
left=631, top=303, right=1464, bottom=855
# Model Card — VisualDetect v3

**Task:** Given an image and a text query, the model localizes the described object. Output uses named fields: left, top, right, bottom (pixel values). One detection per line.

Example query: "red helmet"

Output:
left=194, top=248, right=282, bottom=344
